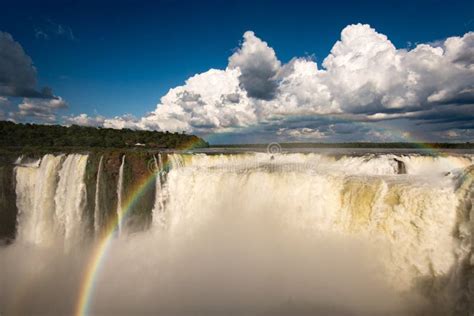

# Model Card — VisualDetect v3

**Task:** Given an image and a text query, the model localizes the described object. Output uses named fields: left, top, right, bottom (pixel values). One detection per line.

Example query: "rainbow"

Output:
left=73, top=127, right=471, bottom=316
left=74, top=137, right=204, bottom=316
left=75, top=162, right=159, bottom=316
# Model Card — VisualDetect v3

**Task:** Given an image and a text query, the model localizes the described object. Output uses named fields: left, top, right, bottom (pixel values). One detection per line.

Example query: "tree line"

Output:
left=0, top=121, right=209, bottom=149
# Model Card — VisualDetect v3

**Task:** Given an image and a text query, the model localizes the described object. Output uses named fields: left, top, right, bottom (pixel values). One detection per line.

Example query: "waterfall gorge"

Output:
left=0, top=151, right=473, bottom=315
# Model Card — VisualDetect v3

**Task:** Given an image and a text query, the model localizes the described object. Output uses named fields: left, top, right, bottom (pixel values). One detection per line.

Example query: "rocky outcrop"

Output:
left=0, top=157, right=17, bottom=243
left=0, top=150, right=168, bottom=243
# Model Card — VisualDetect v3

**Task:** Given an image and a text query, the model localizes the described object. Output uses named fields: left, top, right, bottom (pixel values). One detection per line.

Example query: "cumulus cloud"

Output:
left=228, top=31, right=281, bottom=100
left=317, top=24, right=474, bottom=114
left=69, top=25, right=474, bottom=142
left=139, top=68, right=257, bottom=133
left=277, top=127, right=328, bottom=140
left=103, top=114, right=142, bottom=129
left=12, top=97, right=68, bottom=123
left=0, top=32, right=54, bottom=98
left=444, top=32, right=474, bottom=68
left=63, top=113, right=105, bottom=127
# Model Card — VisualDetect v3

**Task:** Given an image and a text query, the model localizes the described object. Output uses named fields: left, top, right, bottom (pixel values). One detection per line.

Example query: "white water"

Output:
left=54, top=154, right=89, bottom=249
left=94, top=155, right=103, bottom=234
left=152, top=154, right=166, bottom=228
left=165, top=154, right=472, bottom=291
left=14, top=154, right=88, bottom=248
left=158, top=153, right=474, bottom=313
left=116, top=155, right=125, bottom=235
left=2, top=152, right=473, bottom=315
left=15, top=155, right=63, bottom=245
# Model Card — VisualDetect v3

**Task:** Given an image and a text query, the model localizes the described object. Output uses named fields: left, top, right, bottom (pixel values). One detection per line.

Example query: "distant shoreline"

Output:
left=192, top=147, right=474, bottom=156
left=209, top=142, right=473, bottom=149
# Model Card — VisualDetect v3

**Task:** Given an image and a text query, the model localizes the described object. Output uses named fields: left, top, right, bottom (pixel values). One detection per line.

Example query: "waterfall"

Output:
left=116, top=155, right=126, bottom=235
left=4, top=151, right=474, bottom=315
left=54, top=154, right=89, bottom=248
left=94, top=155, right=104, bottom=234
left=169, top=153, right=185, bottom=169
left=15, top=155, right=63, bottom=245
left=15, top=154, right=88, bottom=248
left=152, top=154, right=166, bottom=228
left=162, top=153, right=473, bottom=308
left=158, top=153, right=165, bottom=183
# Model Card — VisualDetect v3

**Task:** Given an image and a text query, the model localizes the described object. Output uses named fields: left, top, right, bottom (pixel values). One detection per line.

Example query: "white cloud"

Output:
left=270, top=58, right=337, bottom=116
left=444, top=32, right=474, bottom=68
left=63, top=113, right=105, bottom=127
left=73, top=25, right=474, bottom=141
left=228, top=31, right=281, bottom=100
left=444, top=130, right=459, bottom=138
left=103, top=114, right=142, bottom=129
left=318, top=24, right=474, bottom=114
left=14, top=97, right=68, bottom=122
left=277, top=127, right=328, bottom=139
left=140, top=68, right=257, bottom=132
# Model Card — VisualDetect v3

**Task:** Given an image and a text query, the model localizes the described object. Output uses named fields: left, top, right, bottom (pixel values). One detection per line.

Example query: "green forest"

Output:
left=0, top=121, right=209, bottom=150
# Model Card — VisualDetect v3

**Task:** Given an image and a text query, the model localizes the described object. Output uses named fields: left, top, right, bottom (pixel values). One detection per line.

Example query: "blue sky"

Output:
left=0, top=0, right=473, bottom=143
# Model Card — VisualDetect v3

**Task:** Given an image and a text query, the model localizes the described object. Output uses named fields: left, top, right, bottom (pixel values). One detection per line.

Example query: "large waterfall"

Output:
left=1, top=151, right=473, bottom=315
left=14, top=154, right=89, bottom=248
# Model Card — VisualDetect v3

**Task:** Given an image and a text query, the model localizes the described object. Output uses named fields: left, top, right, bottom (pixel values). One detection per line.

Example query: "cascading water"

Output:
left=94, top=155, right=104, bottom=234
left=159, top=153, right=474, bottom=314
left=15, top=154, right=64, bottom=245
left=152, top=154, right=166, bottom=228
left=14, top=154, right=89, bottom=248
left=54, top=154, right=89, bottom=248
left=116, top=155, right=125, bottom=235
left=1, top=151, right=473, bottom=315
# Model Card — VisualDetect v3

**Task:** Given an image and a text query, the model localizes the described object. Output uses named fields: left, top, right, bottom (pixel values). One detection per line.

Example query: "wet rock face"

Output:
left=0, top=158, right=18, bottom=243
left=97, top=152, right=121, bottom=231
left=394, top=158, right=406, bottom=174
left=85, top=151, right=157, bottom=235
left=0, top=150, right=164, bottom=243
left=121, top=152, right=156, bottom=232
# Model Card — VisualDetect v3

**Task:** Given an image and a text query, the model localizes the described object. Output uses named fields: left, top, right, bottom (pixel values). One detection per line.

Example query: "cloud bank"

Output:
left=2, top=24, right=473, bottom=142
left=14, top=97, right=68, bottom=123
left=0, top=32, right=55, bottom=99
left=81, top=24, right=472, bottom=142
left=0, top=31, right=67, bottom=122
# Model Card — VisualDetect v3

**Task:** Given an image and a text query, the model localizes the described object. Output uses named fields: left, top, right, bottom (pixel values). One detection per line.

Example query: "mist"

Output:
left=1, top=215, right=424, bottom=316
left=2, top=152, right=473, bottom=315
